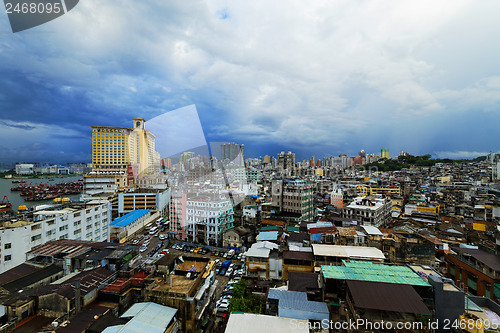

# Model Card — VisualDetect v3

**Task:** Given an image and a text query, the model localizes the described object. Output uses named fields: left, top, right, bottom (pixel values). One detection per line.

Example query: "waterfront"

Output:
left=0, top=176, right=82, bottom=211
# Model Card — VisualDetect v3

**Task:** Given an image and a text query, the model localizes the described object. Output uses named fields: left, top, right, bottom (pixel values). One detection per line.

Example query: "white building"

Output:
left=0, top=200, right=111, bottom=273
left=185, top=195, right=234, bottom=245
left=344, top=195, right=392, bottom=227
left=15, top=163, right=34, bottom=175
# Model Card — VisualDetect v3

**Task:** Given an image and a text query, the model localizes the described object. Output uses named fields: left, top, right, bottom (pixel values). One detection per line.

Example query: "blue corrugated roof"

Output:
left=310, top=233, right=321, bottom=241
left=111, top=209, right=150, bottom=228
left=268, top=289, right=329, bottom=321
left=256, top=231, right=279, bottom=241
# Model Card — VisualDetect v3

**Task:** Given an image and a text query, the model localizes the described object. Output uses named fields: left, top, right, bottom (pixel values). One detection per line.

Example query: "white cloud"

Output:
left=1, top=0, right=499, bottom=158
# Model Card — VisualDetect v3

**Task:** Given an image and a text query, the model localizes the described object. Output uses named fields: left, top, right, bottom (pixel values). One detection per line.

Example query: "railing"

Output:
left=450, top=254, right=497, bottom=280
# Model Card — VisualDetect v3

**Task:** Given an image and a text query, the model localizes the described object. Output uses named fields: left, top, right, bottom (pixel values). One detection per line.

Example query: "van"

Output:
left=149, top=226, right=158, bottom=235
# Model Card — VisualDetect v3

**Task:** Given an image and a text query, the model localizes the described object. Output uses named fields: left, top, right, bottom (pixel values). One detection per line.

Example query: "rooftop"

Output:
left=111, top=209, right=150, bottom=228
left=451, top=246, right=500, bottom=272
left=321, top=260, right=430, bottom=287
left=312, top=244, right=385, bottom=260
left=268, top=288, right=329, bottom=321
left=347, top=280, right=431, bottom=315
left=225, top=313, right=309, bottom=333
left=101, top=302, right=177, bottom=333
left=256, top=231, right=279, bottom=241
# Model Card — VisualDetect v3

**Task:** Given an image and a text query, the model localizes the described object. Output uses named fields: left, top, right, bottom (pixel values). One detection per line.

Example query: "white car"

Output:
left=159, top=234, right=166, bottom=240
left=216, top=299, right=230, bottom=307
left=225, top=268, right=233, bottom=277
left=139, top=246, right=147, bottom=253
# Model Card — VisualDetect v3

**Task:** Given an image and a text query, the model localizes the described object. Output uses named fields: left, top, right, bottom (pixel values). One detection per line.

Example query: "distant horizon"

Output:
left=0, top=148, right=492, bottom=168
left=1, top=2, right=500, bottom=165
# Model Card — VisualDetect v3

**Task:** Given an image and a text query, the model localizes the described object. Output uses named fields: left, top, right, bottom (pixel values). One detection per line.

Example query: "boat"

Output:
left=4, top=174, right=12, bottom=179
left=0, top=196, right=12, bottom=213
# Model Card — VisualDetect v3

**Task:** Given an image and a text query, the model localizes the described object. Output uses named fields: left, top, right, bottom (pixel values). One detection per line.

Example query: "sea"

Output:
left=0, top=176, right=82, bottom=211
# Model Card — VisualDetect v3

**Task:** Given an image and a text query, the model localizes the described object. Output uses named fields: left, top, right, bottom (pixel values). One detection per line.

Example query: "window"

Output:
left=4, top=255, right=12, bottom=261
left=31, top=234, right=42, bottom=242
left=4, top=243, right=11, bottom=249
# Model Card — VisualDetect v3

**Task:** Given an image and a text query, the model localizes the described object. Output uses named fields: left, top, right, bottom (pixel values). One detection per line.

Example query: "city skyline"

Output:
left=1, top=1, right=500, bottom=164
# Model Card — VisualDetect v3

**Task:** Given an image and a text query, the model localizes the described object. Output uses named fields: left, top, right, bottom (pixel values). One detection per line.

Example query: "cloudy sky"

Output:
left=0, top=0, right=499, bottom=164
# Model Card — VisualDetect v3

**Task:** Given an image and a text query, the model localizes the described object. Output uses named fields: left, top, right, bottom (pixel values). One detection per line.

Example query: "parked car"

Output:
left=161, top=249, right=169, bottom=255
left=217, top=303, right=229, bottom=312
left=143, top=239, right=150, bottom=247
left=225, top=268, right=234, bottom=277
left=216, top=299, right=230, bottom=308
left=140, top=246, right=147, bottom=253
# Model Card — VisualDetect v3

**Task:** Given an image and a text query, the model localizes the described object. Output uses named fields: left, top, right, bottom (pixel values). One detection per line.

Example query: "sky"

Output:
left=0, top=0, right=500, bottom=164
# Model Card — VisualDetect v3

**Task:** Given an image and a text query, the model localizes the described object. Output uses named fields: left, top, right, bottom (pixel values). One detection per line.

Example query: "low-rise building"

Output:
left=446, top=246, right=500, bottom=302
left=343, top=195, right=392, bottom=227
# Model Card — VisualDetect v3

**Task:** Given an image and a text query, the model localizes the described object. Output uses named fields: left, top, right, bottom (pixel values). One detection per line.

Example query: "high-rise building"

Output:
left=221, top=143, right=245, bottom=166
left=277, top=151, right=295, bottom=173
left=381, top=148, right=390, bottom=159
left=90, top=118, right=161, bottom=188
left=271, top=179, right=314, bottom=222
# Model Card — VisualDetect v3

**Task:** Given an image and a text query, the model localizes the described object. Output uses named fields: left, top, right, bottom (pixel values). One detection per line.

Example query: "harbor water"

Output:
left=0, top=176, right=82, bottom=211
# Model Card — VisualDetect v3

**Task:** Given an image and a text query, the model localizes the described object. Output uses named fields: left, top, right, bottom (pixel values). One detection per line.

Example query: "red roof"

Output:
left=308, top=226, right=336, bottom=234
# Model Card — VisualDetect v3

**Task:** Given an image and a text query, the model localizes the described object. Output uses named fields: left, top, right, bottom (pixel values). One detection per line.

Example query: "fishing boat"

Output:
left=0, top=196, right=12, bottom=213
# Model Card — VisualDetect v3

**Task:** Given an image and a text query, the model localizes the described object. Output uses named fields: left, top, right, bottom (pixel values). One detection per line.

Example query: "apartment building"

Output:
left=0, top=201, right=111, bottom=272
left=185, top=195, right=234, bottom=245
left=271, top=179, right=314, bottom=222
left=343, top=195, right=392, bottom=227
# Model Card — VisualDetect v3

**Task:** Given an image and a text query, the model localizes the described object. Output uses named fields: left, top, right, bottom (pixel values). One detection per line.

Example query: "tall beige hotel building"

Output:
left=90, top=118, right=161, bottom=188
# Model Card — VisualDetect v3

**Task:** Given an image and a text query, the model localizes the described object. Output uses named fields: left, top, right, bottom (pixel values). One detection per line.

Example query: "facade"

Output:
left=446, top=246, right=500, bottom=302
left=271, top=179, right=314, bottom=222
left=0, top=201, right=111, bottom=272
left=117, top=186, right=170, bottom=215
left=330, top=155, right=350, bottom=169
left=90, top=118, right=161, bottom=189
left=169, top=192, right=188, bottom=240
left=185, top=195, right=234, bottom=245
left=343, top=195, right=392, bottom=227
left=15, top=163, right=34, bottom=175
left=330, top=188, right=343, bottom=209
left=277, top=151, right=295, bottom=173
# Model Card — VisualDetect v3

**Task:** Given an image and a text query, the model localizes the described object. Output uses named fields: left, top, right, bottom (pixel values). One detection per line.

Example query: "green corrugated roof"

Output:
left=286, top=226, right=299, bottom=232
left=321, top=261, right=430, bottom=287
left=260, top=226, right=278, bottom=231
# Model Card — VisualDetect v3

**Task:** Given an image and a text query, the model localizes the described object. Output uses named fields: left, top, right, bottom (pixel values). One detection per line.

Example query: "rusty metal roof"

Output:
left=347, top=280, right=431, bottom=315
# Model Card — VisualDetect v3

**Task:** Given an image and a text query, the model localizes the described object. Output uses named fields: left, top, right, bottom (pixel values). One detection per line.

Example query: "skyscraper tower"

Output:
left=381, top=148, right=389, bottom=159
left=220, top=143, right=245, bottom=166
